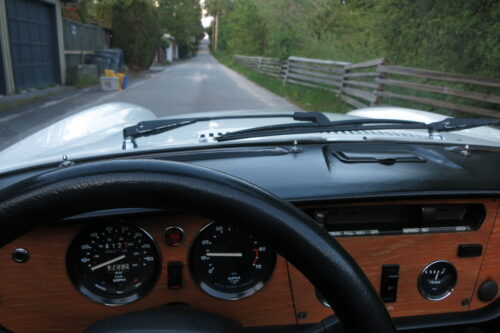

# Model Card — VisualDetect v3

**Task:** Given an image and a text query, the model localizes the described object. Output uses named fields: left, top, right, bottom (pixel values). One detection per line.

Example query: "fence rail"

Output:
left=234, top=54, right=500, bottom=118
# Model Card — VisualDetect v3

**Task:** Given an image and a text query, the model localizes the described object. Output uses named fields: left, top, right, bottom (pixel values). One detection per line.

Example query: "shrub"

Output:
left=111, top=0, right=159, bottom=70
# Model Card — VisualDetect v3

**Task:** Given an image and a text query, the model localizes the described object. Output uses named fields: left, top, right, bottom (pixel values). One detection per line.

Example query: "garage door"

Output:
left=0, top=46, right=5, bottom=95
left=6, top=0, right=60, bottom=91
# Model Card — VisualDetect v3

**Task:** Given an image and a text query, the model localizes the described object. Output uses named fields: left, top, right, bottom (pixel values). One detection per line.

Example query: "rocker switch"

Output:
left=380, top=264, right=400, bottom=303
left=167, top=261, right=183, bottom=289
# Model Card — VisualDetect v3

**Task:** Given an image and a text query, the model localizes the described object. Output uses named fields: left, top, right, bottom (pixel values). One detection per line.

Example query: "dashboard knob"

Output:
left=12, top=248, right=30, bottom=263
left=478, top=280, right=498, bottom=302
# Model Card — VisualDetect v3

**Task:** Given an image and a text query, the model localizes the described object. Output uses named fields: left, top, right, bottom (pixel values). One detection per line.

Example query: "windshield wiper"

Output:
left=215, top=117, right=500, bottom=142
left=122, top=111, right=395, bottom=149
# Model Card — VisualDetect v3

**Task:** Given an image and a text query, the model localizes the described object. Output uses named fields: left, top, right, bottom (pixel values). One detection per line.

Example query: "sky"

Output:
left=200, top=0, right=213, bottom=28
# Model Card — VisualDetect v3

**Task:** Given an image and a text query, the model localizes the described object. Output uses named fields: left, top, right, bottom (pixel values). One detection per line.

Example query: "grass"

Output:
left=212, top=51, right=352, bottom=114
left=74, top=73, right=100, bottom=89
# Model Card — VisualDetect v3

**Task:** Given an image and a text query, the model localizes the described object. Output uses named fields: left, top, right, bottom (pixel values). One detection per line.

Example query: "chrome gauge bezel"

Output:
left=66, top=221, right=162, bottom=306
left=418, top=260, right=457, bottom=301
left=188, top=222, right=277, bottom=300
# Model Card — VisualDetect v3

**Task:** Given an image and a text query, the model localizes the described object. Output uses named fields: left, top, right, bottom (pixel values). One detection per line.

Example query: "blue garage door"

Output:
left=6, top=0, right=60, bottom=91
left=0, top=45, right=5, bottom=95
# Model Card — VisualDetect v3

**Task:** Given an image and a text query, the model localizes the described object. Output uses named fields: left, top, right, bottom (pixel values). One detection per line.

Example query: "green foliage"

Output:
left=377, top=0, right=500, bottom=77
left=75, top=0, right=205, bottom=66
left=218, top=0, right=267, bottom=55
left=204, top=0, right=234, bottom=15
left=74, top=73, right=100, bottom=89
left=159, top=37, right=170, bottom=50
left=111, top=0, right=159, bottom=70
left=214, top=0, right=499, bottom=78
left=157, top=0, right=204, bottom=44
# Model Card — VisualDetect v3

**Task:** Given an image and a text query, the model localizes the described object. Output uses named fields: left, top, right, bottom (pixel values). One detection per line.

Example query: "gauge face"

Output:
left=66, top=222, right=161, bottom=305
left=189, top=223, right=276, bottom=300
left=418, top=260, right=457, bottom=301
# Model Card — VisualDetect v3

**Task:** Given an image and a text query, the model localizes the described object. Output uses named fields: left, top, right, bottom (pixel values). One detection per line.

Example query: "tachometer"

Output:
left=189, top=223, right=276, bottom=300
left=66, top=222, right=161, bottom=305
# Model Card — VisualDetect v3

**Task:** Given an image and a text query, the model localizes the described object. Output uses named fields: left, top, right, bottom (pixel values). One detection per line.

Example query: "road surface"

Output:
left=0, top=41, right=299, bottom=150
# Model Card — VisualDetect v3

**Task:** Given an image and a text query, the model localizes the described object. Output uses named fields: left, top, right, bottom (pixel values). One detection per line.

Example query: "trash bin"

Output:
left=96, top=49, right=123, bottom=72
left=87, top=49, right=124, bottom=75
left=91, top=53, right=112, bottom=76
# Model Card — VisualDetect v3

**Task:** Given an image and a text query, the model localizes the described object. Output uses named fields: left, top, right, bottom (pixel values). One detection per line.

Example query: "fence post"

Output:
left=340, top=64, right=350, bottom=100
left=282, top=57, right=291, bottom=85
left=372, top=58, right=388, bottom=106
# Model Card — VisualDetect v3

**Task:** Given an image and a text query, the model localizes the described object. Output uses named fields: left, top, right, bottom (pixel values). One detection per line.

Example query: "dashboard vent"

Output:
left=306, top=204, right=486, bottom=237
left=333, top=150, right=425, bottom=164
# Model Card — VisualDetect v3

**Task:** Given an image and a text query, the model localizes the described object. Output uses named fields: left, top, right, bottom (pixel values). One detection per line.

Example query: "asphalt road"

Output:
left=0, top=41, right=299, bottom=150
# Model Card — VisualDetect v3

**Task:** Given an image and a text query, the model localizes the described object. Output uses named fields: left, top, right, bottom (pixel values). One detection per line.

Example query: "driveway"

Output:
left=0, top=41, right=299, bottom=151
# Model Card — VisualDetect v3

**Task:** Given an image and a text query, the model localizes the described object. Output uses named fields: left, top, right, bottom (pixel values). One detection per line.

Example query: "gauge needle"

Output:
left=435, top=271, right=440, bottom=280
left=206, top=252, right=243, bottom=257
left=90, top=254, right=126, bottom=271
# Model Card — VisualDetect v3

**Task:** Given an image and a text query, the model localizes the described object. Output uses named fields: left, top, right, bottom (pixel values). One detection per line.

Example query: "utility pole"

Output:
left=214, top=14, right=219, bottom=51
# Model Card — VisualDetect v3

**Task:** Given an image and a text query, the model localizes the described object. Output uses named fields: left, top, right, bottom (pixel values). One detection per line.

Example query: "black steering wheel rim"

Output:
left=0, top=159, right=395, bottom=333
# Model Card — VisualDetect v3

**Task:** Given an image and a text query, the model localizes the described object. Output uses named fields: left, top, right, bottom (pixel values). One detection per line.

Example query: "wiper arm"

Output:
left=426, top=117, right=500, bottom=132
left=216, top=117, right=500, bottom=142
left=122, top=112, right=338, bottom=149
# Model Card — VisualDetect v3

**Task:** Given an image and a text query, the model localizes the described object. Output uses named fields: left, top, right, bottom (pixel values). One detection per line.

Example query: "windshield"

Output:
left=0, top=0, right=499, bottom=172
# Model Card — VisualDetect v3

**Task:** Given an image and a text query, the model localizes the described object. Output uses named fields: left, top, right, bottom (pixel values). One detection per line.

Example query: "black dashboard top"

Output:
left=1, top=142, right=499, bottom=202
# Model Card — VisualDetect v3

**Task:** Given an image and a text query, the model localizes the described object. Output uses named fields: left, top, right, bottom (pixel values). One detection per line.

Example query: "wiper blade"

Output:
left=216, top=117, right=500, bottom=142
left=122, top=111, right=345, bottom=149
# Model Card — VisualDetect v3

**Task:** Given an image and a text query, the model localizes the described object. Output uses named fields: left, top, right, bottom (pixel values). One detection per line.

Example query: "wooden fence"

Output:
left=63, top=19, right=111, bottom=67
left=234, top=55, right=282, bottom=78
left=234, top=55, right=500, bottom=118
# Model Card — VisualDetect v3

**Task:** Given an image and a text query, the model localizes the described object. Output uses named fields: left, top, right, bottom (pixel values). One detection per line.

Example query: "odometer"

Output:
left=66, top=222, right=161, bottom=305
left=189, top=223, right=276, bottom=300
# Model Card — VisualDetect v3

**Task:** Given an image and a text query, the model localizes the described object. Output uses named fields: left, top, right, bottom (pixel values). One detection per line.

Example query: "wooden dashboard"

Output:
left=1, top=198, right=499, bottom=333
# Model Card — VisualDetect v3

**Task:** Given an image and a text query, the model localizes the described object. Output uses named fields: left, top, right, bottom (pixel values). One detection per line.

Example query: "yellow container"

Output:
left=103, top=69, right=124, bottom=90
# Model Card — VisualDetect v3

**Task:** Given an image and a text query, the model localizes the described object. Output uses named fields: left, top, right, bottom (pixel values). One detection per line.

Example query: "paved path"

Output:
left=0, top=41, right=299, bottom=150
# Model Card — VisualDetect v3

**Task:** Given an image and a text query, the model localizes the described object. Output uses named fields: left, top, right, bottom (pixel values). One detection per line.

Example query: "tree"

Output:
left=217, top=0, right=267, bottom=55
left=204, top=0, right=234, bottom=16
left=212, top=0, right=499, bottom=77
left=157, top=0, right=204, bottom=57
left=111, top=0, right=160, bottom=70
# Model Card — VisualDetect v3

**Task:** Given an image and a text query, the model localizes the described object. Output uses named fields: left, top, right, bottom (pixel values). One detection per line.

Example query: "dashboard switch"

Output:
left=478, top=280, right=498, bottom=302
left=168, top=261, right=183, bottom=289
left=380, top=264, right=399, bottom=303
left=457, top=244, right=483, bottom=257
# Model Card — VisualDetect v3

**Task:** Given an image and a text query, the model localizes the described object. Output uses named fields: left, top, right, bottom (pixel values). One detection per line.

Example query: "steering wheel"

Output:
left=0, top=160, right=395, bottom=333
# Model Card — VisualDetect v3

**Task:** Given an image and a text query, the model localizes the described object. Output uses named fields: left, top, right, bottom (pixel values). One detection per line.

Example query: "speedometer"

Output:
left=66, top=222, right=161, bottom=305
left=189, top=223, right=276, bottom=300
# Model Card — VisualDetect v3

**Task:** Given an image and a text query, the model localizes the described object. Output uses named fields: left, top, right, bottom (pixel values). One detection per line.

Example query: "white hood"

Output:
left=0, top=103, right=156, bottom=172
left=1, top=103, right=499, bottom=175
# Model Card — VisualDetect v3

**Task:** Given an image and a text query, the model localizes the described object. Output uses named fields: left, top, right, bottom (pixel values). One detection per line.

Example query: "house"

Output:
left=166, top=35, right=178, bottom=63
left=153, top=34, right=178, bottom=65
left=0, top=0, right=66, bottom=95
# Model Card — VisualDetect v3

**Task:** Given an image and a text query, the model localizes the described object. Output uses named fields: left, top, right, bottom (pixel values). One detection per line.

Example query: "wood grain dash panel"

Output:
left=290, top=199, right=498, bottom=324
left=1, top=198, right=498, bottom=332
left=0, top=215, right=296, bottom=333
